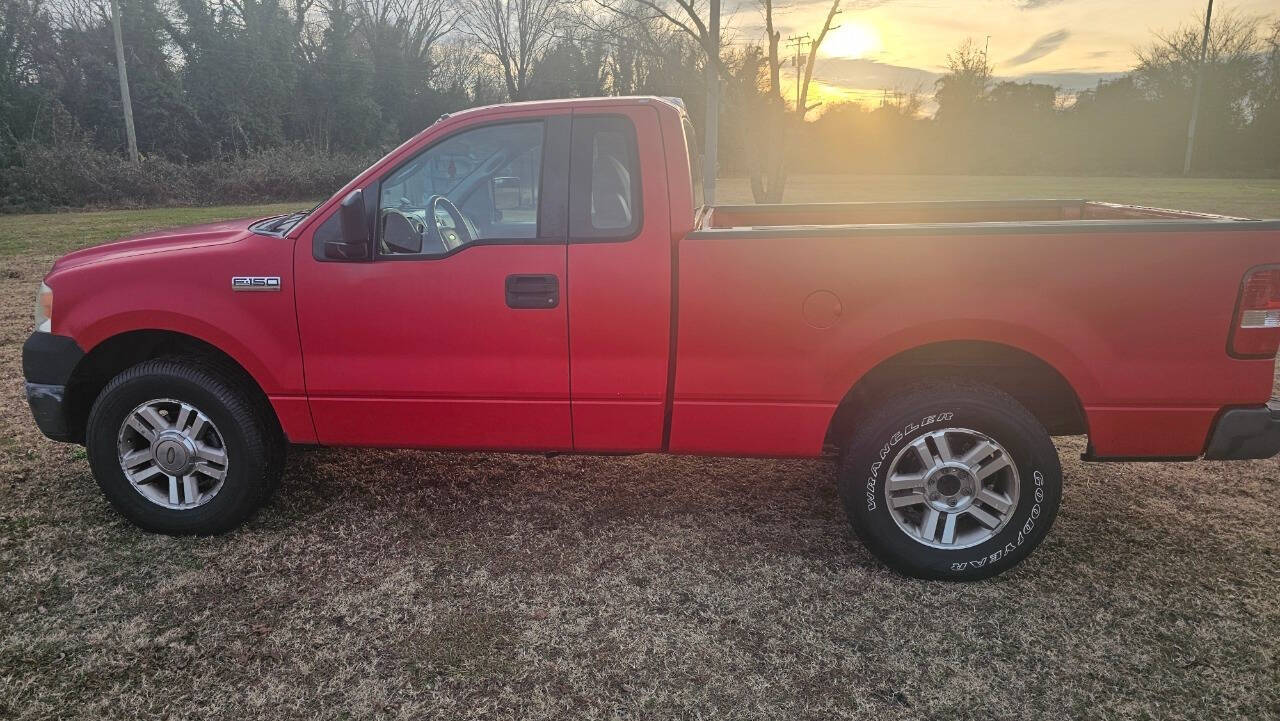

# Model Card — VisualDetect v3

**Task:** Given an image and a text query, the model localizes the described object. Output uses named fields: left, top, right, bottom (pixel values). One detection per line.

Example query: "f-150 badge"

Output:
left=231, top=276, right=281, bottom=292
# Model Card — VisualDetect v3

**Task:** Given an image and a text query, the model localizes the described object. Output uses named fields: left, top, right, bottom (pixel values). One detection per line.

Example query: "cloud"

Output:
left=1016, top=0, right=1066, bottom=8
left=1004, top=29, right=1071, bottom=66
left=810, top=56, right=1120, bottom=95
left=1000, top=70, right=1125, bottom=91
left=810, top=57, right=942, bottom=90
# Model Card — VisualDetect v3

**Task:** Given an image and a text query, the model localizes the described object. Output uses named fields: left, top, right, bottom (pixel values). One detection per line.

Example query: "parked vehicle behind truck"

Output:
left=23, top=96, right=1280, bottom=580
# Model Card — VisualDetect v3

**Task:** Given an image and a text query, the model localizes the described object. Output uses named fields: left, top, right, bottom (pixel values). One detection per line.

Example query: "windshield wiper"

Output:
left=262, top=206, right=314, bottom=233
left=265, top=212, right=305, bottom=231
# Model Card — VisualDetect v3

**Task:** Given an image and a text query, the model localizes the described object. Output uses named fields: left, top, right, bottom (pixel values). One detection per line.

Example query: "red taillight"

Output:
left=1231, top=267, right=1280, bottom=357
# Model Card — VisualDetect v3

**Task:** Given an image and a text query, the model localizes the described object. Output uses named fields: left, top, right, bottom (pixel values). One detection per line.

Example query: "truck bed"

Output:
left=700, top=199, right=1257, bottom=230
left=671, top=199, right=1280, bottom=460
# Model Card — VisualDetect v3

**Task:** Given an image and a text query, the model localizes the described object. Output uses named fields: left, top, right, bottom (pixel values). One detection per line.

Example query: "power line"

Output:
left=109, top=0, right=138, bottom=164
left=785, top=33, right=811, bottom=103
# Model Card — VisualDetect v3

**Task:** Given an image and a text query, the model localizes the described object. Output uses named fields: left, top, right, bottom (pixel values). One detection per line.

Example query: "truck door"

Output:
left=566, top=107, right=673, bottom=451
left=293, top=113, right=574, bottom=450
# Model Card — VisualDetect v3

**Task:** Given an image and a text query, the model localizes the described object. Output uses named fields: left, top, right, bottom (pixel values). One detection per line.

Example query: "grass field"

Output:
left=1, top=176, right=1278, bottom=720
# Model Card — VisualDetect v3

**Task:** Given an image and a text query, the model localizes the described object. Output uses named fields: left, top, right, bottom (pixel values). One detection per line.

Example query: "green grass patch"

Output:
left=4, top=176, right=1280, bottom=260
left=0, top=201, right=308, bottom=258
left=721, top=175, right=1280, bottom=219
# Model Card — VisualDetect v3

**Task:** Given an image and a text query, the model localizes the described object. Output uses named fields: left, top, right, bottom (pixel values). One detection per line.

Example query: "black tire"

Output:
left=837, top=380, right=1062, bottom=581
left=85, top=357, right=284, bottom=534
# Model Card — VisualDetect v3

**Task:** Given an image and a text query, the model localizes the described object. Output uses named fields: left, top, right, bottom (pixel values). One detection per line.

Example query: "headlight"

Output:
left=34, top=282, right=52, bottom=333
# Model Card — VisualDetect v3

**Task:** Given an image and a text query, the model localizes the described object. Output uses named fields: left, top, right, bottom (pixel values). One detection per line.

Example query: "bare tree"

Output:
left=349, top=0, right=456, bottom=67
left=742, top=0, right=784, bottom=202
left=742, top=0, right=841, bottom=202
left=594, top=0, right=723, bottom=74
left=795, top=0, right=840, bottom=118
left=462, top=0, right=567, bottom=101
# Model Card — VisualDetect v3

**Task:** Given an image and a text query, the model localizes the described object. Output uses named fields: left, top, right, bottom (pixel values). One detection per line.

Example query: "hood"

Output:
left=50, top=217, right=266, bottom=272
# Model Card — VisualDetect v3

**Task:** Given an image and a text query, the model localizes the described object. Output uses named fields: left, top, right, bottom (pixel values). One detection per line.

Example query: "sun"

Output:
left=822, top=21, right=882, bottom=59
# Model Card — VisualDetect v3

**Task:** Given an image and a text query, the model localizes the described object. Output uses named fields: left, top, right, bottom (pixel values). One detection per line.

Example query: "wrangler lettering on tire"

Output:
left=837, top=380, right=1062, bottom=581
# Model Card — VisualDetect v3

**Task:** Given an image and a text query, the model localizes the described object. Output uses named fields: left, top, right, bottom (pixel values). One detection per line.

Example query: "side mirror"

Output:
left=492, top=176, right=521, bottom=211
left=324, top=189, right=371, bottom=260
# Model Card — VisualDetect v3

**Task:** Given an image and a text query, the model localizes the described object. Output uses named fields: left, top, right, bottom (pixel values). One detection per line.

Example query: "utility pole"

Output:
left=1183, top=0, right=1213, bottom=176
left=110, top=0, right=139, bottom=164
left=786, top=34, right=812, bottom=107
left=703, top=0, right=720, bottom=205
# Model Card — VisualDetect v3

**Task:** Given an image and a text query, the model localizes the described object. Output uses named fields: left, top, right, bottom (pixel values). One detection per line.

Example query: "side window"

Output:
left=569, top=115, right=642, bottom=240
left=377, top=121, right=544, bottom=257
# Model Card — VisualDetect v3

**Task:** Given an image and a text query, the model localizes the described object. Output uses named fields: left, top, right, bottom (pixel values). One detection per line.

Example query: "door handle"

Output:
left=505, top=274, right=559, bottom=309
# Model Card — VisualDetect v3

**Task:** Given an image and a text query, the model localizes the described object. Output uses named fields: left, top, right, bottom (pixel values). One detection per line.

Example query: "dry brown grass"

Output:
left=2, top=184, right=1279, bottom=720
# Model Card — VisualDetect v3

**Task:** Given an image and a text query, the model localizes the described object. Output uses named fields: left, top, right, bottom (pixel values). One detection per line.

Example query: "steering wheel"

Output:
left=379, top=208, right=426, bottom=254
left=428, top=195, right=476, bottom=251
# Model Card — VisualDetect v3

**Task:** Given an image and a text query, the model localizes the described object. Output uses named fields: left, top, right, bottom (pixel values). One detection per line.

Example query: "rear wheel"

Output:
left=837, top=381, right=1062, bottom=580
left=85, top=358, right=283, bottom=534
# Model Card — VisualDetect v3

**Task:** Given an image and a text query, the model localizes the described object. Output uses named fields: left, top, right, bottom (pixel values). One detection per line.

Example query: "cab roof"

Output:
left=435, top=96, right=687, bottom=126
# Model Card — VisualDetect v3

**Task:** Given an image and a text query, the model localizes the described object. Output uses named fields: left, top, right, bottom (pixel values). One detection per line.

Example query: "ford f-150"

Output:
left=22, top=96, right=1280, bottom=579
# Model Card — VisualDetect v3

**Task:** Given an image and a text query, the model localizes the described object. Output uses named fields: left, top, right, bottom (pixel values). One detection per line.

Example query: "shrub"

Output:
left=0, top=139, right=378, bottom=213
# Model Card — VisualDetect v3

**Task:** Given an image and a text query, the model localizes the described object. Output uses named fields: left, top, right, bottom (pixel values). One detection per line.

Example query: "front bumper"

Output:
left=22, top=332, right=84, bottom=443
left=1203, top=399, right=1280, bottom=460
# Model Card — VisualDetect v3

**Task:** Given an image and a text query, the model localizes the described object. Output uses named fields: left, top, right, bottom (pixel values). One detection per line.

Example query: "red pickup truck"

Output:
left=23, top=96, right=1280, bottom=580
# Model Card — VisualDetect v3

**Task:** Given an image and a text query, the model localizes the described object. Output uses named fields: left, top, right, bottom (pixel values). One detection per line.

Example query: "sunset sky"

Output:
left=723, top=0, right=1278, bottom=110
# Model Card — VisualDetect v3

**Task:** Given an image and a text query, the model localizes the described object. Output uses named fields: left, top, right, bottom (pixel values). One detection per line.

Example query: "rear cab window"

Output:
left=569, top=115, right=642, bottom=241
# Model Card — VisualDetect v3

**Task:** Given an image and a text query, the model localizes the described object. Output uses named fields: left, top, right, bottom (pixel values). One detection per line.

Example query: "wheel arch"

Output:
left=825, top=339, right=1088, bottom=452
left=62, top=329, right=282, bottom=445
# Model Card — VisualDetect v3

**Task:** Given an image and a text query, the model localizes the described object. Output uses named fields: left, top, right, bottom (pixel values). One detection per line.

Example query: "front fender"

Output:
left=49, top=237, right=303, bottom=396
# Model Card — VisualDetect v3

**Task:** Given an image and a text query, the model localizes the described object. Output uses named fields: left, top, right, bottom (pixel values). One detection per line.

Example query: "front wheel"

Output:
left=837, top=381, right=1062, bottom=580
left=85, top=358, right=283, bottom=534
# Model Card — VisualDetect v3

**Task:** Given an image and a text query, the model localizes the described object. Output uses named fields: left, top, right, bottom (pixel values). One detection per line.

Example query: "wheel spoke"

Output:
left=187, top=412, right=209, bottom=440
left=890, top=492, right=926, bottom=509
left=940, top=512, right=958, bottom=545
left=932, top=431, right=955, bottom=462
left=137, top=406, right=170, bottom=433
left=966, top=504, right=1001, bottom=529
left=193, top=461, right=226, bottom=481
left=920, top=508, right=940, bottom=540
left=126, top=416, right=157, bottom=442
left=961, top=440, right=997, bottom=469
left=126, top=463, right=165, bottom=485
left=182, top=475, right=201, bottom=505
left=167, top=475, right=179, bottom=506
left=194, top=443, right=226, bottom=465
left=886, top=472, right=926, bottom=492
left=120, top=447, right=153, bottom=469
left=175, top=403, right=195, bottom=432
left=977, top=488, right=1013, bottom=513
left=910, top=437, right=939, bottom=473
left=975, top=454, right=1012, bottom=481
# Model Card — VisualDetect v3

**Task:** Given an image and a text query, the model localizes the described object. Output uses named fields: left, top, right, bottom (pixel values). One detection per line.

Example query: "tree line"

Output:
left=0, top=0, right=1276, bottom=210
left=796, top=13, right=1279, bottom=179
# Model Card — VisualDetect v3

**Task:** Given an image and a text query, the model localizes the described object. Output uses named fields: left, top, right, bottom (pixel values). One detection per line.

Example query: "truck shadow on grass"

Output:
left=268, top=446, right=864, bottom=570
left=257, top=437, right=1272, bottom=583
